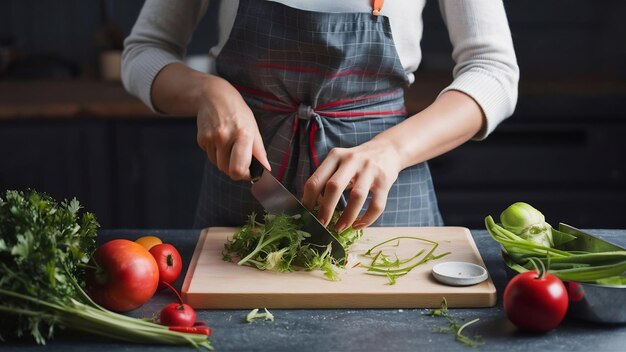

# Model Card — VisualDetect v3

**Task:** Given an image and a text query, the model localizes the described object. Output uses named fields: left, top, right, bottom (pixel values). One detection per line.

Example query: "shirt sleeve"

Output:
left=438, top=0, right=520, bottom=140
left=121, top=0, right=210, bottom=112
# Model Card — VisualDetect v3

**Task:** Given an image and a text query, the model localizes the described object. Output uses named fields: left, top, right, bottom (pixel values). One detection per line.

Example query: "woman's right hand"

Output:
left=195, top=75, right=271, bottom=180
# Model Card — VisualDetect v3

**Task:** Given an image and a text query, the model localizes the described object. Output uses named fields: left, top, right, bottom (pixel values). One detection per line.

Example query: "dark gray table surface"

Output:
left=3, top=228, right=625, bottom=351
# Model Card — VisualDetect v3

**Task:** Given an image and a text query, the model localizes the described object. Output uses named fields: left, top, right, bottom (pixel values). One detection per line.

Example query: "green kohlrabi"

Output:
left=500, top=202, right=554, bottom=247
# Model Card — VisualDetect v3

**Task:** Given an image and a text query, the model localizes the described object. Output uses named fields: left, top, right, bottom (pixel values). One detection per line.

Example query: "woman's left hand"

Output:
left=301, top=139, right=401, bottom=232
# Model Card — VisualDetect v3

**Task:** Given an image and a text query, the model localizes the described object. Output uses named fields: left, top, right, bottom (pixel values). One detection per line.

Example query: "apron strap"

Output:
left=372, top=0, right=384, bottom=16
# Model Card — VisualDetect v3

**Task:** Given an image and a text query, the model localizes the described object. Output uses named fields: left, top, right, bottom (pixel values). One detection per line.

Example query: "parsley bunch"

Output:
left=0, top=190, right=98, bottom=343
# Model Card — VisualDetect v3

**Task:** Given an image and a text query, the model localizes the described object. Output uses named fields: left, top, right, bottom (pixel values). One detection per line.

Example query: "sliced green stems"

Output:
left=493, top=237, right=571, bottom=257
left=363, top=236, right=450, bottom=278
left=486, top=216, right=571, bottom=256
left=366, top=244, right=438, bottom=274
left=455, top=318, right=482, bottom=347
left=546, top=251, right=626, bottom=264
left=393, top=249, right=425, bottom=266
left=365, top=236, right=439, bottom=255
left=551, top=260, right=626, bottom=281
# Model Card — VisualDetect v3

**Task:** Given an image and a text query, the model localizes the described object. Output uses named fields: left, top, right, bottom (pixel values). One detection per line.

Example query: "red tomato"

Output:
left=159, top=302, right=197, bottom=327
left=503, top=270, right=568, bottom=332
left=149, top=243, right=183, bottom=290
left=567, top=282, right=585, bottom=302
left=86, top=239, right=159, bottom=312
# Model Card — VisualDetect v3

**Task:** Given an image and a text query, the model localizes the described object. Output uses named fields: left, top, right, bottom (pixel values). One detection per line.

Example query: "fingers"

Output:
left=353, top=184, right=390, bottom=230
left=229, top=131, right=253, bottom=180
left=316, top=157, right=360, bottom=227
left=195, top=79, right=268, bottom=181
left=302, top=149, right=341, bottom=212
left=334, top=168, right=374, bottom=232
left=303, top=144, right=399, bottom=231
left=214, top=128, right=233, bottom=175
left=197, top=114, right=267, bottom=180
left=251, top=131, right=271, bottom=172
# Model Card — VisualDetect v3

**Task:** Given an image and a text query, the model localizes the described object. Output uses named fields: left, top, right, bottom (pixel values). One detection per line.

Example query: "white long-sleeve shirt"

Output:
left=122, top=0, right=519, bottom=139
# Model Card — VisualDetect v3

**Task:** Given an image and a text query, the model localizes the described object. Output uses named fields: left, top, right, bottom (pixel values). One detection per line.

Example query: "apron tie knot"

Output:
left=297, top=103, right=315, bottom=120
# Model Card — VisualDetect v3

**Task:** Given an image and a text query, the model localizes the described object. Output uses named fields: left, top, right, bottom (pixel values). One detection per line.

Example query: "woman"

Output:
left=122, top=0, right=518, bottom=231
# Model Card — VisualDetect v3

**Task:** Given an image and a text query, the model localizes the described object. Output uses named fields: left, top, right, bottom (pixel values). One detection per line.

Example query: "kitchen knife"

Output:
left=558, top=223, right=625, bottom=252
left=249, top=157, right=346, bottom=262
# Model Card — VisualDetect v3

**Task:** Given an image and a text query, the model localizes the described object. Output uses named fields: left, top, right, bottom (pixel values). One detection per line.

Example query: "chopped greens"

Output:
left=245, top=308, right=274, bottom=323
left=223, top=211, right=362, bottom=280
left=0, top=190, right=212, bottom=349
left=362, top=236, right=451, bottom=285
left=426, top=298, right=484, bottom=348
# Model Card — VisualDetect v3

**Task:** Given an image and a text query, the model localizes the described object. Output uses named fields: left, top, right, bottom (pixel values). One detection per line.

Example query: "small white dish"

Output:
left=432, top=262, right=488, bottom=286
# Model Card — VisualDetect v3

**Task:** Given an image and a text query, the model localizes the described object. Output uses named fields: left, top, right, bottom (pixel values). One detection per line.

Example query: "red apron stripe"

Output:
left=276, top=116, right=300, bottom=182
left=320, top=109, right=406, bottom=118
left=314, top=89, right=402, bottom=111
left=309, top=123, right=320, bottom=168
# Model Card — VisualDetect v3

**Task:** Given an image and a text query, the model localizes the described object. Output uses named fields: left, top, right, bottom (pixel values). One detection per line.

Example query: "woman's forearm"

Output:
left=150, top=63, right=214, bottom=116
left=374, top=90, right=485, bottom=170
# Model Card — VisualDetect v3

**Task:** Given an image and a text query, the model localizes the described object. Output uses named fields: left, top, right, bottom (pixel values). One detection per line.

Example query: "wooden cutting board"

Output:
left=182, top=227, right=496, bottom=309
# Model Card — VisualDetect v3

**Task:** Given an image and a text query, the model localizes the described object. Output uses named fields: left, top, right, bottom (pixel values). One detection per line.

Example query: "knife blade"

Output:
left=249, top=157, right=346, bottom=262
left=558, top=223, right=625, bottom=252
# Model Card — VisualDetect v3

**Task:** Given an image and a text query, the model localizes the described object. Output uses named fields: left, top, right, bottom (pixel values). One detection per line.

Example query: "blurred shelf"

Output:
left=2, top=73, right=626, bottom=120
left=0, top=79, right=155, bottom=119
left=405, top=72, right=626, bottom=121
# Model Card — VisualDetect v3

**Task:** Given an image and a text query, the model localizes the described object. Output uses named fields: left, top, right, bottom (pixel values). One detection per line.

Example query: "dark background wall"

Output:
left=1, top=0, right=625, bottom=230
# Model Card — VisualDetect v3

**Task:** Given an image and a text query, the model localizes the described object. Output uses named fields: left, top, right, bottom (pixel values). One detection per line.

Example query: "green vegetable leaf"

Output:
left=224, top=210, right=362, bottom=280
left=246, top=308, right=275, bottom=323
left=427, top=298, right=483, bottom=348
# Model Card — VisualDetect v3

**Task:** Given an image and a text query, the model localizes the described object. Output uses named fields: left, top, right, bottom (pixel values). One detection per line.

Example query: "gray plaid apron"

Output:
left=194, top=0, right=443, bottom=228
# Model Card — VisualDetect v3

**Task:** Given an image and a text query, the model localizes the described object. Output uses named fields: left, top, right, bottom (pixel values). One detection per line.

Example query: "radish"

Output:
left=159, top=281, right=197, bottom=327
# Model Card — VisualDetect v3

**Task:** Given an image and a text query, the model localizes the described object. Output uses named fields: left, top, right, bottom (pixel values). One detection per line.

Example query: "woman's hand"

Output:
left=195, top=75, right=271, bottom=180
left=150, top=64, right=271, bottom=180
left=301, top=139, right=402, bottom=232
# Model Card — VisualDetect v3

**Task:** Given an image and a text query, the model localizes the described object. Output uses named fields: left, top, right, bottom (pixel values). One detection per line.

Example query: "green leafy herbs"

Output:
left=245, top=308, right=275, bottom=323
left=0, top=190, right=212, bottom=349
left=223, top=211, right=362, bottom=281
left=485, top=202, right=626, bottom=285
left=0, top=190, right=98, bottom=343
left=425, top=298, right=484, bottom=348
left=361, top=236, right=451, bottom=285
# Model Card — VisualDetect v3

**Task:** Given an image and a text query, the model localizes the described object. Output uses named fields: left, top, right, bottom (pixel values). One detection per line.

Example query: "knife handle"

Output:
left=249, top=157, right=265, bottom=183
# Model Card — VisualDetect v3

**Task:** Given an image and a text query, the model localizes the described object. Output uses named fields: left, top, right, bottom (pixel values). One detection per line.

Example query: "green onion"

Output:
left=485, top=202, right=626, bottom=286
